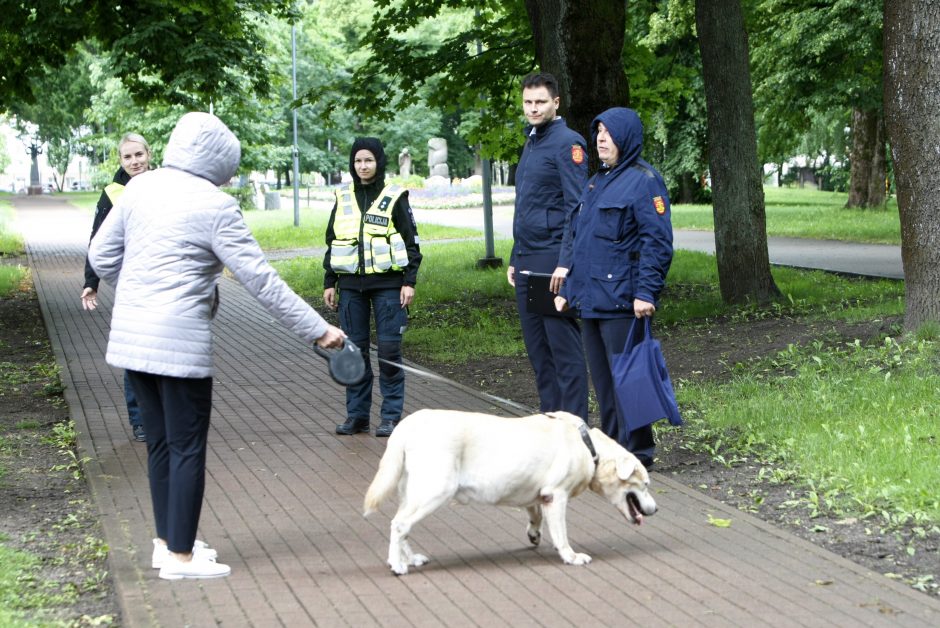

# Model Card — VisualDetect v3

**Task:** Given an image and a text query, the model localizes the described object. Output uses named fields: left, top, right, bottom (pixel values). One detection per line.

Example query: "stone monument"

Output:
left=398, top=147, right=412, bottom=177
left=427, top=137, right=449, bottom=179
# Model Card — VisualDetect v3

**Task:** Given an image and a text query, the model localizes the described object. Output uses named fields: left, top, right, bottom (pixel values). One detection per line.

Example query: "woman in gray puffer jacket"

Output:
left=89, top=112, right=345, bottom=581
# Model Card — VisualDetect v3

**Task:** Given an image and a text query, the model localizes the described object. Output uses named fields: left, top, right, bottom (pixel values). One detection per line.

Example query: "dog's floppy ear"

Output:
left=615, top=457, right=637, bottom=480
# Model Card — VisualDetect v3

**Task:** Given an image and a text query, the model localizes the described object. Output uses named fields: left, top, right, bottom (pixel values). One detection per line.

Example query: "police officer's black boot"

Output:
left=336, top=417, right=370, bottom=435
left=375, top=419, right=397, bottom=438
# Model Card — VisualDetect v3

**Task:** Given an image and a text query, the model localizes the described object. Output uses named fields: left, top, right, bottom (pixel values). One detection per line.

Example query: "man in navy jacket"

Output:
left=507, top=72, right=589, bottom=420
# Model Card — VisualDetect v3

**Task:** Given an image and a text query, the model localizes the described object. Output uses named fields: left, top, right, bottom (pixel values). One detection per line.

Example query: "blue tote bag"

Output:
left=611, top=317, right=682, bottom=432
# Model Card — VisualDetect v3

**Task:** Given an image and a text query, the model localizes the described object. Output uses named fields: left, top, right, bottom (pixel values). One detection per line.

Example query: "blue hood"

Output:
left=591, top=107, right=643, bottom=169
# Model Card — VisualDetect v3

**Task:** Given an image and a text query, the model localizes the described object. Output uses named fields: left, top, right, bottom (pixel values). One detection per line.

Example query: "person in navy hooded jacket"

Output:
left=555, top=107, right=674, bottom=469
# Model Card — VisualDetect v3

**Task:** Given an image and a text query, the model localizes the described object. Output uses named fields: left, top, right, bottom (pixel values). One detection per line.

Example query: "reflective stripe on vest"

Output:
left=330, top=184, right=409, bottom=274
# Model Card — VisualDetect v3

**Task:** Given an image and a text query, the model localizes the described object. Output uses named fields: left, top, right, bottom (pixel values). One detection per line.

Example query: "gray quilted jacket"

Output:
left=89, top=112, right=329, bottom=378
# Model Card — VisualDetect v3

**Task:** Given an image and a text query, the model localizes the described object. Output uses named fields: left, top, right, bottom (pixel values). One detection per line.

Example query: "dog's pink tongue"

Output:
left=634, top=514, right=643, bottom=526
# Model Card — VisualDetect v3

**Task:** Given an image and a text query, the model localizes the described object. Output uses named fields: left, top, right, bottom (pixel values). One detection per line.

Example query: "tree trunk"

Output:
left=695, top=0, right=780, bottom=304
left=868, top=113, right=887, bottom=206
left=884, top=0, right=940, bottom=330
left=677, top=171, right=698, bottom=204
left=525, top=0, right=629, bottom=172
left=847, top=108, right=877, bottom=208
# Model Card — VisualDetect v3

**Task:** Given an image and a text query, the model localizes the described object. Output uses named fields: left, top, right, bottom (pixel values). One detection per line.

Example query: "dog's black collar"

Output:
left=578, top=422, right=598, bottom=465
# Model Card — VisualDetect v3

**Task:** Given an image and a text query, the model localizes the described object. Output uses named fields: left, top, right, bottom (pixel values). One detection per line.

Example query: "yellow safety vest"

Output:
left=330, top=184, right=410, bottom=274
left=104, top=182, right=125, bottom=204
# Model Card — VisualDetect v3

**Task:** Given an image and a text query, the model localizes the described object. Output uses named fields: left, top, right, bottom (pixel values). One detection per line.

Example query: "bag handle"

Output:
left=621, top=316, right=654, bottom=353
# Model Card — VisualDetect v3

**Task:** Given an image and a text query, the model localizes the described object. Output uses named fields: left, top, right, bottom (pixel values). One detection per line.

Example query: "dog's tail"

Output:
left=363, top=432, right=405, bottom=516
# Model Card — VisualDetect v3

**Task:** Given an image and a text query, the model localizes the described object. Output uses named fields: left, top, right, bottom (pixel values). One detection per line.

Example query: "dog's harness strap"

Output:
left=578, top=422, right=599, bottom=464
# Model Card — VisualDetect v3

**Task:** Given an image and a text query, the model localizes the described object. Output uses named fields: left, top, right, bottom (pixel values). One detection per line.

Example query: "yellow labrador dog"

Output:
left=364, top=409, right=657, bottom=575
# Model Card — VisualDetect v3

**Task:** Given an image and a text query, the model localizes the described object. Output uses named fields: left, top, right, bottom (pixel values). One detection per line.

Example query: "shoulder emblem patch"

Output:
left=571, top=145, right=584, bottom=165
left=653, top=196, right=666, bottom=215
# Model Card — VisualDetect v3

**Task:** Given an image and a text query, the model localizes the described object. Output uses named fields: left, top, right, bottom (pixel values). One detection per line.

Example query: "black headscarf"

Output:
left=348, top=137, right=387, bottom=186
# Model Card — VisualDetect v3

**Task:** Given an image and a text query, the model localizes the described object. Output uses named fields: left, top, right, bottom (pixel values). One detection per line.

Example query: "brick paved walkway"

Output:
left=16, top=195, right=940, bottom=627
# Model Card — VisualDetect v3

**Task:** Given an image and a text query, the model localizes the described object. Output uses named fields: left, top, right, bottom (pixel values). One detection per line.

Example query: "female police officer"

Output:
left=555, top=107, right=674, bottom=469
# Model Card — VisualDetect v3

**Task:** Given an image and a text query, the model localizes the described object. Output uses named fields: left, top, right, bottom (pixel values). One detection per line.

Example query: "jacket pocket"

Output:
left=370, top=237, right=392, bottom=272
left=330, top=239, right=358, bottom=273
left=589, top=263, right=635, bottom=313
left=595, top=206, right=626, bottom=242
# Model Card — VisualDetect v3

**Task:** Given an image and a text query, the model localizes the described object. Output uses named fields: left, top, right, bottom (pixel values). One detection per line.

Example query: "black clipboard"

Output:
left=524, top=272, right=577, bottom=318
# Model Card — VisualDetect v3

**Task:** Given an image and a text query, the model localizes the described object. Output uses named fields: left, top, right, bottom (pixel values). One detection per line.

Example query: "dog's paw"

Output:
left=527, top=527, right=541, bottom=546
left=389, top=561, right=409, bottom=576
left=411, top=553, right=429, bottom=567
left=563, top=552, right=592, bottom=566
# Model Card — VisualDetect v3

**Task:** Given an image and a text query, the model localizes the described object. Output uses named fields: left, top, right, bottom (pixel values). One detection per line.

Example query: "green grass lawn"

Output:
left=68, top=183, right=903, bottom=246
left=679, top=335, right=940, bottom=523
left=0, top=199, right=24, bottom=256
left=243, top=207, right=483, bottom=250
left=672, top=187, right=901, bottom=244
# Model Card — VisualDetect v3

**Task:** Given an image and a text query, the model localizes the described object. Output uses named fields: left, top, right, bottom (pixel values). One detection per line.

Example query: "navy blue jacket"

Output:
left=511, top=117, right=587, bottom=270
left=562, top=108, right=673, bottom=318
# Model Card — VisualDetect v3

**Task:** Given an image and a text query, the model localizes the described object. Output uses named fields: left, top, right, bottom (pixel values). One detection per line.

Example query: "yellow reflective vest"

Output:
left=330, top=184, right=410, bottom=274
left=104, top=182, right=125, bottom=204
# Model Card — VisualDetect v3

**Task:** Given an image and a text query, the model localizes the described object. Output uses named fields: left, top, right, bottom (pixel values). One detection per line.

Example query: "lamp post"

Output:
left=291, top=21, right=301, bottom=227
left=475, top=10, right=502, bottom=269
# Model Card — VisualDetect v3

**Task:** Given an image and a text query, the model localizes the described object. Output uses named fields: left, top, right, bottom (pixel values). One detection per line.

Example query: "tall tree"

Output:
left=627, top=0, right=710, bottom=203
left=751, top=0, right=885, bottom=207
left=8, top=50, right=96, bottom=190
left=305, top=1, right=532, bottom=162
left=696, top=0, right=780, bottom=304
left=0, top=0, right=295, bottom=108
left=524, top=0, right=629, bottom=160
left=884, top=0, right=940, bottom=329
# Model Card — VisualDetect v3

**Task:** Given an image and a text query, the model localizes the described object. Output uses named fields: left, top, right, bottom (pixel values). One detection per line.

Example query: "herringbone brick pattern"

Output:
left=16, top=195, right=940, bottom=627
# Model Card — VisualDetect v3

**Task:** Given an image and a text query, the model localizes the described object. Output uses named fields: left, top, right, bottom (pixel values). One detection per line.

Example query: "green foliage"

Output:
left=6, top=48, right=97, bottom=190
left=0, top=267, right=27, bottom=297
left=303, top=0, right=532, bottom=162
left=751, top=0, right=883, bottom=171
left=0, top=0, right=298, bottom=108
left=627, top=0, right=709, bottom=199
left=224, top=187, right=257, bottom=212
left=679, top=337, right=940, bottom=523
left=0, top=544, right=42, bottom=626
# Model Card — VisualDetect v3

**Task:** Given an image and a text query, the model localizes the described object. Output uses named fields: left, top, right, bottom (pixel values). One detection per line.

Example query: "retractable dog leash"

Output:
left=314, top=340, right=532, bottom=413
left=313, top=339, right=367, bottom=386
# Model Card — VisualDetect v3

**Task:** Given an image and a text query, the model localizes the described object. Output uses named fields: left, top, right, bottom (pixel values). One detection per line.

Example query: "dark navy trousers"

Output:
left=339, top=287, right=407, bottom=423
left=123, top=370, right=141, bottom=428
left=581, top=317, right=655, bottom=463
left=126, top=370, right=213, bottom=555
left=514, top=253, right=589, bottom=420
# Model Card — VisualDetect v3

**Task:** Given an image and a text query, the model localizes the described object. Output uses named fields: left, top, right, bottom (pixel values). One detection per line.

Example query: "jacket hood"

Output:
left=112, top=168, right=132, bottom=185
left=348, top=137, right=387, bottom=185
left=591, top=107, right=643, bottom=169
left=162, top=112, right=241, bottom=186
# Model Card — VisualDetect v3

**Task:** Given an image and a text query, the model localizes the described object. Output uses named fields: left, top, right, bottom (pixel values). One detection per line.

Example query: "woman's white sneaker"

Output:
left=158, top=554, right=231, bottom=580
left=152, top=539, right=218, bottom=569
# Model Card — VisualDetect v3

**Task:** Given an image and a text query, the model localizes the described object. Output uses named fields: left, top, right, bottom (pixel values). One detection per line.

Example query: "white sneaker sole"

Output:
left=152, top=540, right=218, bottom=569
left=158, top=567, right=231, bottom=581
